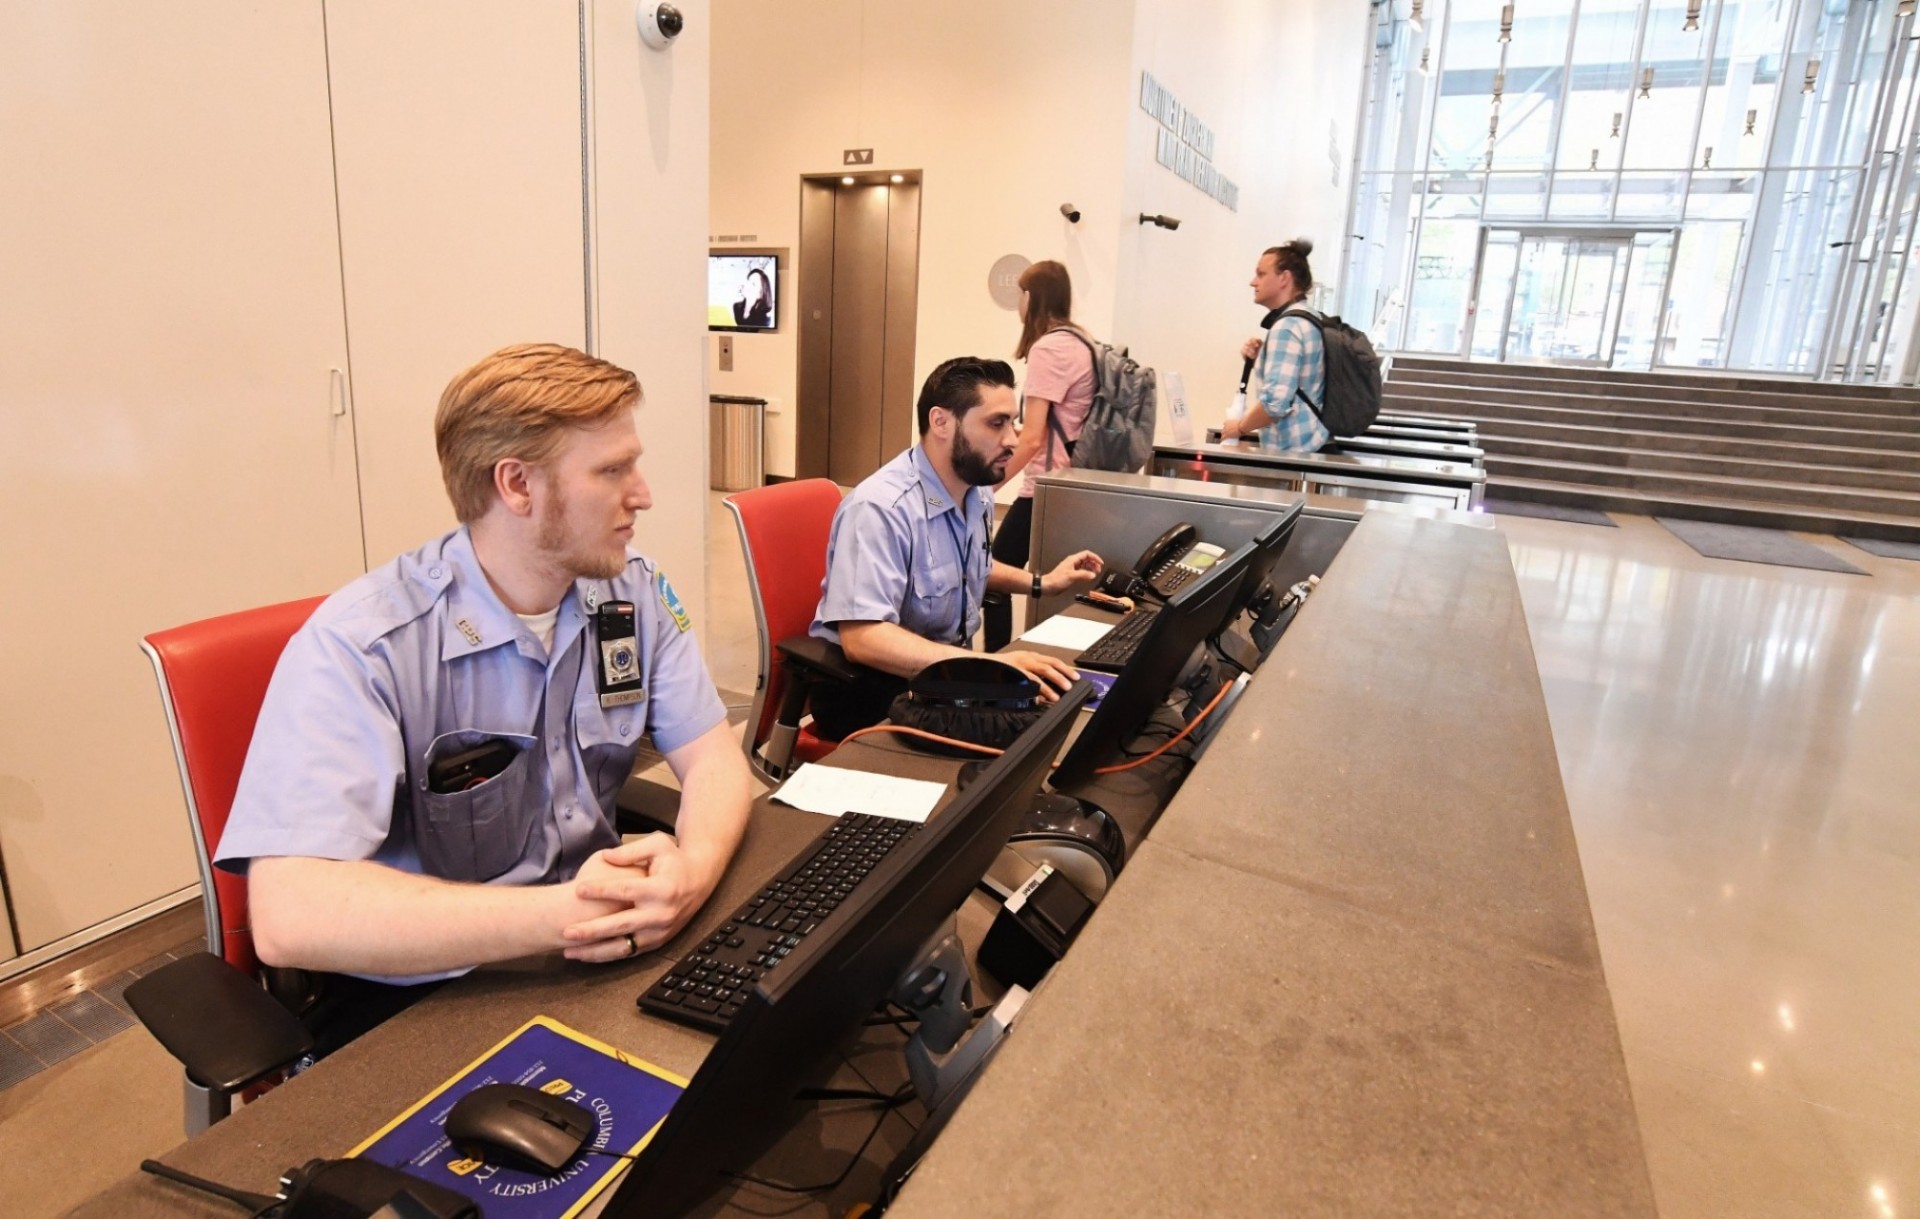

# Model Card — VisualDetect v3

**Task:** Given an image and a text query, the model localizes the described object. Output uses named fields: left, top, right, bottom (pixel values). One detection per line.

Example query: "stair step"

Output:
left=1382, top=394, right=1920, bottom=452
left=1485, top=476, right=1920, bottom=545
left=1477, top=436, right=1920, bottom=492
left=1483, top=454, right=1920, bottom=516
left=1387, top=371, right=1920, bottom=417
left=1455, top=417, right=1920, bottom=470
left=1385, top=381, right=1920, bottom=432
left=1388, top=356, right=1920, bottom=404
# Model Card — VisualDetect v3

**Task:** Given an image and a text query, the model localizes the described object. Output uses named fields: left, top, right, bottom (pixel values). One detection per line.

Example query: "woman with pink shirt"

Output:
left=983, top=259, right=1097, bottom=652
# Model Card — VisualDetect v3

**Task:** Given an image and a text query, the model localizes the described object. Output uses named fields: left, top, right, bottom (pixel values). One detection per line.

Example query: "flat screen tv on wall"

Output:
left=708, top=252, right=779, bottom=332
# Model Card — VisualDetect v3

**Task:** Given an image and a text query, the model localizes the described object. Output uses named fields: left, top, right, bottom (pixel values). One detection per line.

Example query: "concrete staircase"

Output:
left=1383, top=357, right=1920, bottom=543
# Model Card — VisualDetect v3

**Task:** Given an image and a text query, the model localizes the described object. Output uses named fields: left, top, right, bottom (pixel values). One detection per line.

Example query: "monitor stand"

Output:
left=891, top=925, right=1030, bottom=1112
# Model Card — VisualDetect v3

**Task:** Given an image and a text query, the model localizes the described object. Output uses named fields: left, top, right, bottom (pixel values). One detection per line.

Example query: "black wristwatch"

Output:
left=1031, top=572, right=1043, bottom=599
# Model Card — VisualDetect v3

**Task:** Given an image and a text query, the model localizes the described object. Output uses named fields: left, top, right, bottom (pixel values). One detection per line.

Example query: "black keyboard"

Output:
left=1074, top=605, right=1160, bottom=673
left=638, top=812, right=920, bottom=1032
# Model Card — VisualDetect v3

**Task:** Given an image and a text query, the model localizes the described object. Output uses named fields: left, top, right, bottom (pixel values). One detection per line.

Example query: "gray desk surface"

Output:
left=889, top=510, right=1657, bottom=1217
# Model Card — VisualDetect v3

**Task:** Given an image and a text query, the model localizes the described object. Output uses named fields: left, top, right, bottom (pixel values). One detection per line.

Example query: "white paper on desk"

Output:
left=1016, top=614, right=1114, bottom=651
left=769, top=764, right=946, bottom=823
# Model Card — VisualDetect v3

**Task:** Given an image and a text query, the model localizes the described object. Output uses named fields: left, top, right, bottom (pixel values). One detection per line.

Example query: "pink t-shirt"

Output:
left=1019, top=327, right=1095, bottom=497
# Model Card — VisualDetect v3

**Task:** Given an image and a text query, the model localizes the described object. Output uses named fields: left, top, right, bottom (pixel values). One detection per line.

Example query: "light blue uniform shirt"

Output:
left=810, top=446, right=992, bottom=648
left=216, top=526, right=725, bottom=978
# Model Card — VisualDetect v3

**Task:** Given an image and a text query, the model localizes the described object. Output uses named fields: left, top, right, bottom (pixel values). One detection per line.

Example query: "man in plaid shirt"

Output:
left=1220, top=240, right=1330, bottom=452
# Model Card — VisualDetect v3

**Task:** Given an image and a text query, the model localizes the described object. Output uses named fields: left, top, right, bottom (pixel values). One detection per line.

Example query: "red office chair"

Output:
left=724, top=479, right=866, bottom=783
left=128, top=596, right=326, bottom=1135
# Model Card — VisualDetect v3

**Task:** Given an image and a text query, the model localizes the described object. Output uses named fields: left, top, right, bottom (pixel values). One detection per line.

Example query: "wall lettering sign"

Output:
left=1139, top=72, right=1239, bottom=212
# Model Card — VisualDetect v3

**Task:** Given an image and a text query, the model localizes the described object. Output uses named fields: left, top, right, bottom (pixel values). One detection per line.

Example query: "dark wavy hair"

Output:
left=915, top=356, right=1016, bottom=433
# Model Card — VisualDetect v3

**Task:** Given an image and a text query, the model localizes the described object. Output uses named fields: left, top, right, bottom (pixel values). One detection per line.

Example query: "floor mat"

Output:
left=1655, top=517, right=1867, bottom=575
left=1481, top=498, right=1618, bottom=527
left=1839, top=535, right=1920, bottom=562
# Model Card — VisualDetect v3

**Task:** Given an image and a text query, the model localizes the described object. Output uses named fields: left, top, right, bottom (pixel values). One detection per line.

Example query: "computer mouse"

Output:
left=443, top=1083, right=595, bottom=1175
left=1006, top=794, right=1126, bottom=901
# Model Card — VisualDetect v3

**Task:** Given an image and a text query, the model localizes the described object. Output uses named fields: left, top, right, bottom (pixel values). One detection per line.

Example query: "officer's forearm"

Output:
left=837, top=620, right=969, bottom=679
left=986, top=559, right=1037, bottom=595
left=662, top=720, right=751, bottom=889
left=248, top=855, right=613, bottom=975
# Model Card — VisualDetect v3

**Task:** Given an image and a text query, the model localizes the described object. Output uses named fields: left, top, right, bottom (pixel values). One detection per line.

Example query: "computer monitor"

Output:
left=1047, top=539, right=1253, bottom=793
left=603, top=682, right=1093, bottom=1219
left=1209, top=504, right=1302, bottom=649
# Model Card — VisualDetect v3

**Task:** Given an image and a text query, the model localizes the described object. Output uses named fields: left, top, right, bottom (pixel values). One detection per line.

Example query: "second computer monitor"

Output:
left=1048, top=539, right=1253, bottom=793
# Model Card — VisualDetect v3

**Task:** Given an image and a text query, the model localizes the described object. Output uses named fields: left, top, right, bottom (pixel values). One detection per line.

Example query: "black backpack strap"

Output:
left=1276, top=308, right=1329, bottom=420
left=1239, top=307, right=1287, bottom=392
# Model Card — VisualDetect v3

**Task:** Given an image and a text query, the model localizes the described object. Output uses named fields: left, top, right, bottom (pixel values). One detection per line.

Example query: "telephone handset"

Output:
left=1098, top=523, right=1225, bottom=601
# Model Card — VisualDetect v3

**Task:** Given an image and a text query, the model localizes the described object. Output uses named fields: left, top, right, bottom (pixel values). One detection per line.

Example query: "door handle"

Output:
left=330, top=367, right=350, bottom=417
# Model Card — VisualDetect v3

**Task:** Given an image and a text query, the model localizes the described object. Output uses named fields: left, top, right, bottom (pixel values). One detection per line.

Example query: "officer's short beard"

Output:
left=950, top=426, right=1011, bottom=487
left=538, top=487, right=628, bottom=581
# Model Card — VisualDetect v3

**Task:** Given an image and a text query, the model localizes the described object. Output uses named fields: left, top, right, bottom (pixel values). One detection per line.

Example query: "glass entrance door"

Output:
left=1466, top=228, right=1676, bottom=367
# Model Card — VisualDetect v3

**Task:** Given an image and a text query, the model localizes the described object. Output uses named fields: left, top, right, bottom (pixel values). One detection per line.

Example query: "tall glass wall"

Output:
left=1342, top=0, right=1920, bottom=381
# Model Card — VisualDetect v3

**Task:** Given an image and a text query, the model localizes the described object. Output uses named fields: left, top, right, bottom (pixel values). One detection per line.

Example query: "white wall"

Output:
left=711, top=0, right=1370, bottom=475
left=710, top=0, right=1138, bottom=478
left=593, top=0, right=712, bottom=626
left=1115, top=0, right=1373, bottom=428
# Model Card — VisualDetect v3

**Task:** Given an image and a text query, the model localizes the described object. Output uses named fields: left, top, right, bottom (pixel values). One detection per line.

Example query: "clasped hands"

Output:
left=560, top=833, right=718, bottom=964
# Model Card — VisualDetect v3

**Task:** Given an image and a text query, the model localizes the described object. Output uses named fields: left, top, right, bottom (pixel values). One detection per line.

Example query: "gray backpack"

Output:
left=1045, top=328, right=1159, bottom=474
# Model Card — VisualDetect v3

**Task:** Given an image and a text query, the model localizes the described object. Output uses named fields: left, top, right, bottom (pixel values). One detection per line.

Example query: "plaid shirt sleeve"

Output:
left=1253, top=315, right=1331, bottom=452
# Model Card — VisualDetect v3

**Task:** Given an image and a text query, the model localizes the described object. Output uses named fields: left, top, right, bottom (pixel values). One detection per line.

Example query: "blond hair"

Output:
left=435, top=343, right=641, bottom=522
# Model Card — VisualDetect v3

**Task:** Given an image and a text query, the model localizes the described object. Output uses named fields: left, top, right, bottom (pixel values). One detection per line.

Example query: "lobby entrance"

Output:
left=1466, top=227, right=1678, bottom=370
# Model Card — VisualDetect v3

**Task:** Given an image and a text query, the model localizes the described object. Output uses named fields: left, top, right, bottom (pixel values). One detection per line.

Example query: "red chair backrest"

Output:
left=724, top=480, right=842, bottom=750
left=141, top=596, right=325, bottom=976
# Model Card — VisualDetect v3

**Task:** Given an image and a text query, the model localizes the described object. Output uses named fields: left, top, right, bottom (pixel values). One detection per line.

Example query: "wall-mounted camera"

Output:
left=1138, top=213, right=1182, bottom=230
left=1060, top=203, right=1082, bottom=224
left=637, top=2, right=684, bottom=49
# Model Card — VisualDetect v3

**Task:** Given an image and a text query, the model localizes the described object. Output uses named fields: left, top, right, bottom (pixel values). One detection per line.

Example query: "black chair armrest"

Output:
left=775, top=635, right=867, bottom=686
left=125, top=952, right=314, bottom=1091
left=615, top=774, right=681, bottom=836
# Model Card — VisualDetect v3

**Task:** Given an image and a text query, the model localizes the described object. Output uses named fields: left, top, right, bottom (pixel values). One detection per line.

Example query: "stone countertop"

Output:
left=889, top=509, right=1657, bottom=1217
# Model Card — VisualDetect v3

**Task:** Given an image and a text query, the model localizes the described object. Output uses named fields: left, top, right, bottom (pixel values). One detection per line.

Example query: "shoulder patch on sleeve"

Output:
left=655, top=569, right=692, bottom=633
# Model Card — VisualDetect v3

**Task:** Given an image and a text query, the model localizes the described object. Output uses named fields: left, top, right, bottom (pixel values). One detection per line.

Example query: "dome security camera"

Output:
left=637, top=2, right=684, bottom=49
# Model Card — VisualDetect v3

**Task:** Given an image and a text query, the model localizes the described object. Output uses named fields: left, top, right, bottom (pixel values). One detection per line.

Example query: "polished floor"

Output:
left=2, top=500, right=1914, bottom=1216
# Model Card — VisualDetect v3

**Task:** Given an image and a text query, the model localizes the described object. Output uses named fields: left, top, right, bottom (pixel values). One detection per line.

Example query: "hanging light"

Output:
left=1498, top=4, right=1514, bottom=43
left=1610, top=111, right=1623, bottom=138
left=1701, top=146, right=1713, bottom=169
left=1639, top=67, right=1655, bottom=99
left=1899, top=0, right=1916, bottom=18
left=1684, top=0, right=1702, bottom=31
left=1590, top=148, right=1600, bottom=170
left=1489, top=113, right=1501, bottom=139
left=1492, top=70, right=1506, bottom=105
left=1744, top=108, right=1758, bottom=136
left=1409, top=0, right=1425, bottom=33
left=1804, top=59, right=1820, bottom=94
left=1418, top=46, right=1431, bottom=75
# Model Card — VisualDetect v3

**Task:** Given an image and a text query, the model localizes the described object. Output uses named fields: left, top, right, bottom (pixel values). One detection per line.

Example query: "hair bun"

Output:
left=1288, top=238, right=1315, bottom=256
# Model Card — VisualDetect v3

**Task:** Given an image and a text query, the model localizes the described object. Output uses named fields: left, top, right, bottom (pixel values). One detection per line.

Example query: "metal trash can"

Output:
left=709, top=394, right=767, bottom=492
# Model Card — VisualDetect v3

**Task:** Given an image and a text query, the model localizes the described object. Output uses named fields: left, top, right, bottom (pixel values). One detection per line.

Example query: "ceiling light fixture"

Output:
left=1410, top=0, right=1425, bottom=33
left=1590, top=148, right=1600, bottom=170
left=1901, top=0, right=1916, bottom=17
left=1744, top=108, right=1758, bottom=136
left=1684, top=0, right=1702, bottom=31
left=1492, top=69, right=1506, bottom=104
left=1418, top=46, right=1431, bottom=75
left=1701, top=146, right=1713, bottom=169
left=841, top=175, right=855, bottom=186
left=1610, top=111, right=1623, bottom=138
left=890, top=173, right=904, bottom=183
left=1498, top=3, right=1514, bottom=43
left=1804, top=59, right=1820, bottom=95
left=1639, top=67, right=1655, bottom=99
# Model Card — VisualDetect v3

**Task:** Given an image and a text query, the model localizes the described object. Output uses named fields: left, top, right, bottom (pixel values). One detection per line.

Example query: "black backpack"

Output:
left=1279, top=308, right=1383, bottom=438
left=1045, top=327, right=1158, bottom=474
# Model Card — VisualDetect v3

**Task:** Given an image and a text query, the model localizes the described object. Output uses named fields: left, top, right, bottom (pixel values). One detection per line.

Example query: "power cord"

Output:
left=724, top=1083, right=917, bottom=1195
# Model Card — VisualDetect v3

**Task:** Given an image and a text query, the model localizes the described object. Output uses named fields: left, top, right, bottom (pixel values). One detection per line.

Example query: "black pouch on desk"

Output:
left=279, top=1158, right=478, bottom=1219
left=886, top=657, right=1044, bottom=757
left=979, top=863, right=1096, bottom=989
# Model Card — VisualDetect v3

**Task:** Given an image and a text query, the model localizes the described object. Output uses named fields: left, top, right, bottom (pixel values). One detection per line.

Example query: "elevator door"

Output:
left=796, top=175, right=921, bottom=485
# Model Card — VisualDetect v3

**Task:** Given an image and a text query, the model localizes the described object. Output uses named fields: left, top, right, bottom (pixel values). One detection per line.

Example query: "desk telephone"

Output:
left=1098, top=523, right=1225, bottom=601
